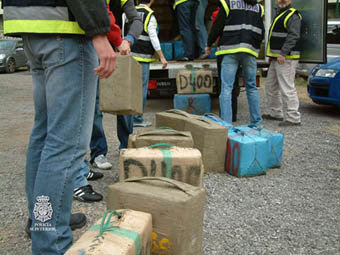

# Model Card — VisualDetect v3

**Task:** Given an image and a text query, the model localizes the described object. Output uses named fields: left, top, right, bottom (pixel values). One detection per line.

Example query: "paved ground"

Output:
left=0, top=70, right=339, bottom=254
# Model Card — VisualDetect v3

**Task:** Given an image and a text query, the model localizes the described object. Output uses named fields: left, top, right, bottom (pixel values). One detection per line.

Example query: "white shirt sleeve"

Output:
left=148, top=15, right=161, bottom=51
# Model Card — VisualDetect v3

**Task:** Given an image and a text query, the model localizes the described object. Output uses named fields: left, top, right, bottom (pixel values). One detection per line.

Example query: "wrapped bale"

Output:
left=173, top=94, right=211, bottom=115
left=128, top=128, right=193, bottom=148
left=107, top=177, right=206, bottom=255
left=155, top=109, right=192, bottom=131
left=236, top=125, right=284, bottom=169
left=99, top=55, right=142, bottom=115
left=176, top=68, right=213, bottom=94
left=120, top=145, right=203, bottom=187
left=226, top=127, right=270, bottom=177
left=184, top=117, right=228, bottom=172
left=66, top=209, right=152, bottom=255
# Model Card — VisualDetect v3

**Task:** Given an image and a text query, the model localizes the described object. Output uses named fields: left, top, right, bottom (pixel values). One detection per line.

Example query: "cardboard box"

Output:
left=99, top=55, right=142, bottom=115
left=66, top=209, right=152, bottom=255
left=120, top=146, right=204, bottom=187
left=128, top=128, right=193, bottom=148
left=176, top=69, right=213, bottom=94
left=173, top=94, right=211, bottom=115
left=107, top=177, right=206, bottom=255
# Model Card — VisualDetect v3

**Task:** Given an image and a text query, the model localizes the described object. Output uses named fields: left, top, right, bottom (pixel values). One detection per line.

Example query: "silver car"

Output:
left=0, top=39, right=28, bottom=73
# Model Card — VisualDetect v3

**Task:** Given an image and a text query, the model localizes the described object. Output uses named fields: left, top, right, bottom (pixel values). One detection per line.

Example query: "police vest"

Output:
left=173, top=0, right=199, bottom=10
left=2, top=0, right=85, bottom=36
left=129, top=6, right=158, bottom=62
left=216, top=0, right=264, bottom=58
left=266, top=8, right=302, bottom=59
left=110, top=0, right=129, bottom=28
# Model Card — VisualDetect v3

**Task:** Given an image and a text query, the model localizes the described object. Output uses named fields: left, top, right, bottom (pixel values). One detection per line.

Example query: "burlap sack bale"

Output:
left=184, top=117, right=228, bottom=172
left=99, top=55, right=143, bottom=115
left=66, top=209, right=152, bottom=255
left=120, top=145, right=203, bottom=187
left=128, top=128, right=193, bottom=148
left=155, top=109, right=194, bottom=131
left=107, top=177, right=206, bottom=255
left=176, top=68, right=213, bottom=94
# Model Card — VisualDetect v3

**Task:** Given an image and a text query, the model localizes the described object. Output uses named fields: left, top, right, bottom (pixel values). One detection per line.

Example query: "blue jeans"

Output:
left=220, top=53, right=262, bottom=125
left=117, top=115, right=133, bottom=149
left=90, top=82, right=108, bottom=162
left=23, top=35, right=97, bottom=255
left=176, top=1, right=198, bottom=59
left=195, top=0, right=208, bottom=55
left=133, top=62, right=150, bottom=123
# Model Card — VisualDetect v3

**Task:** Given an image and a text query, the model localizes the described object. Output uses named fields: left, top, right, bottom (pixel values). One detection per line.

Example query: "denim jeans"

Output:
left=195, top=0, right=208, bottom=55
left=117, top=115, right=133, bottom=149
left=220, top=53, right=262, bottom=125
left=90, top=82, right=108, bottom=162
left=176, top=1, right=198, bottom=59
left=133, top=62, right=150, bottom=123
left=23, top=35, right=97, bottom=255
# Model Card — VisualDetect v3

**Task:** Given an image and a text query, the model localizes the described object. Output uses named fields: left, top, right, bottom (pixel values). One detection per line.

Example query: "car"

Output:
left=307, top=57, right=340, bottom=106
left=0, top=39, right=28, bottom=73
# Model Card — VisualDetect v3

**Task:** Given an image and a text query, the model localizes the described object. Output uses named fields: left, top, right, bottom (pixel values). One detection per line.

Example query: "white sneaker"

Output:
left=92, top=154, right=112, bottom=170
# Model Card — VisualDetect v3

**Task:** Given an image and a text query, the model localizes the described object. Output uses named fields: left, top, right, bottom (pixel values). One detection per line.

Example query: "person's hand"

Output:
left=277, top=55, right=286, bottom=64
left=118, top=40, right=131, bottom=55
left=160, top=57, right=168, bottom=69
left=205, top=46, right=212, bottom=56
left=92, top=34, right=116, bottom=79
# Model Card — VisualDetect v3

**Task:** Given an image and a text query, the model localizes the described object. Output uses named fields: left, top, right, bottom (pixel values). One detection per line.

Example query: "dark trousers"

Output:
left=217, top=55, right=240, bottom=122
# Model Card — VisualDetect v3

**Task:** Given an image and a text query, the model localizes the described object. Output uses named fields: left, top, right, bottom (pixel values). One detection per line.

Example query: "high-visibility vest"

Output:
left=3, top=0, right=85, bottom=35
left=216, top=0, right=264, bottom=58
left=173, top=0, right=199, bottom=10
left=129, top=5, right=158, bottom=62
left=266, top=8, right=302, bottom=59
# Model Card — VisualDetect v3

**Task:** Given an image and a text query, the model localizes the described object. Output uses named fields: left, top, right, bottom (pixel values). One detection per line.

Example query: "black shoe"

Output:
left=279, top=120, right=301, bottom=127
left=262, top=114, right=284, bottom=121
left=178, top=57, right=192, bottom=61
left=86, top=170, right=103, bottom=181
left=25, top=213, right=87, bottom=238
left=73, top=185, right=103, bottom=203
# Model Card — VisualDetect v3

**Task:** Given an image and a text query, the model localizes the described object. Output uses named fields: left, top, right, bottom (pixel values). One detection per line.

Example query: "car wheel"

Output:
left=6, top=58, right=16, bottom=73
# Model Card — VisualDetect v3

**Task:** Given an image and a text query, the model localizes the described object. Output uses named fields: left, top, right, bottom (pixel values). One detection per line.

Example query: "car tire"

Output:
left=6, top=58, right=16, bottom=73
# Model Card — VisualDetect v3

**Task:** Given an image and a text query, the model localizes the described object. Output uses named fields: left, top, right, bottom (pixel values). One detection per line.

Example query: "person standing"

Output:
left=129, top=0, right=168, bottom=127
left=2, top=0, right=116, bottom=254
left=173, top=0, right=199, bottom=61
left=196, top=0, right=208, bottom=57
left=263, top=0, right=302, bottom=126
left=205, top=0, right=264, bottom=125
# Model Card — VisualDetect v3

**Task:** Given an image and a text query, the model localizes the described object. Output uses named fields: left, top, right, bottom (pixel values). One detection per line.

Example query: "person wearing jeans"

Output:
left=174, top=0, right=199, bottom=60
left=2, top=1, right=116, bottom=254
left=195, top=0, right=208, bottom=57
left=205, top=0, right=264, bottom=126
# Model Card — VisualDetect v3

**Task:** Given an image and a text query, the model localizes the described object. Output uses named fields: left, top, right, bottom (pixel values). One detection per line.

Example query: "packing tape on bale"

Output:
left=148, top=143, right=173, bottom=178
left=89, top=210, right=142, bottom=255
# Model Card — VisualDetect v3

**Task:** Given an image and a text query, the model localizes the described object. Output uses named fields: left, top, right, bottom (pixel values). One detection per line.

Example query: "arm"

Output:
left=122, top=0, right=143, bottom=45
left=281, top=14, right=301, bottom=57
left=66, top=0, right=116, bottom=78
left=107, top=4, right=123, bottom=48
left=148, top=15, right=167, bottom=69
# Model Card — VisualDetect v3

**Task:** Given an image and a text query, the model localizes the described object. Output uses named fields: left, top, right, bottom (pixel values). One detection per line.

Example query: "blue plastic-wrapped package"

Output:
left=160, top=42, right=173, bottom=61
left=235, top=125, right=284, bottom=168
left=226, top=127, right=270, bottom=177
left=173, top=40, right=184, bottom=60
left=202, top=113, right=233, bottom=128
left=173, top=94, right=211, bottom=115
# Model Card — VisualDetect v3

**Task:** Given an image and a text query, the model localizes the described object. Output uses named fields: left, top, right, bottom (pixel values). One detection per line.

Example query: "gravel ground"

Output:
left=0, top=71, right=339, bottom=255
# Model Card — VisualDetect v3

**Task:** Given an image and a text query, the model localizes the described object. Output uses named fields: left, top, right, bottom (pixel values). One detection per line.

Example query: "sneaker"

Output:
left=92, top=154, right=112, bottom=170
left=25, top=213, right=86, bottom=238
left=133, top=120, right=152, bottom=127
left=86, top=170, right=103, bottom=181
left=262, top=114, right=284, bottom=121
left=279, top=120, right=301, bottom=127
left=73, top=185, right=103, bottom=203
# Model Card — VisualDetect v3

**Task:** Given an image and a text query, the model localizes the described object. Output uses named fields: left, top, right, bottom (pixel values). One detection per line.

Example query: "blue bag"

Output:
left=173, top=94, right=211, bottom=115
left=226, top=127, right=270, bottom=177
left=173, top=40, right=185, bottom=60
left=207, top=48, right=217, bottom=59
left=160, top=42, right=173, bottom=61
left=236, top=125, right=284, bottom=168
